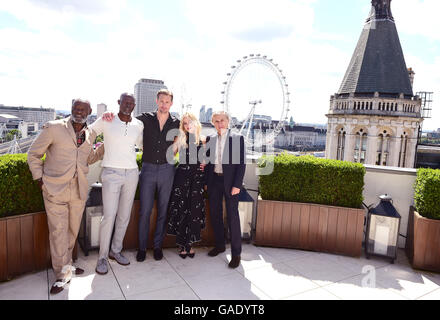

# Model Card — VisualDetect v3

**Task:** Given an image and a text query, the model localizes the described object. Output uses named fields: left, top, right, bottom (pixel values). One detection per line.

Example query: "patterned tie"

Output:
left=216, top=134, right=223, bottom=174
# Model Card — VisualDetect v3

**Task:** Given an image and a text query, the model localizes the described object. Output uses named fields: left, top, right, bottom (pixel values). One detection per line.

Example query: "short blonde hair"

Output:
left=211, top=111, right=231, bottom=126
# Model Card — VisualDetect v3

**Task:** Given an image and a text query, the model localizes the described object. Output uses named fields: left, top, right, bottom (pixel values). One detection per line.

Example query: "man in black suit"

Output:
left=204, top=111, right=246, bottom=268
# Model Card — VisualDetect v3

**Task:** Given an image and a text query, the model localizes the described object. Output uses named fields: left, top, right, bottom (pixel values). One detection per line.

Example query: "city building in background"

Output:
left=0, top=105, right=55, bottom=131
left=205, top=108, right=213, bottom=123
left=199, top=105, right=206, bottom=122
left=199, top=105, right=214, bottom=123
left=134, top=79, right=167, bottom=116
left=87, top=115, right=98, bottom=126
left=325, top=0, right=423, bottom=168
left=0, top=114, right=38, bottom=141
left=97, top=103, right=107, bottom=118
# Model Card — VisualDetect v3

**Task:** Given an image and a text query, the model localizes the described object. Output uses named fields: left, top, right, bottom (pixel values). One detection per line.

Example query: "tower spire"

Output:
left=367, top=0, right=394, bottom=23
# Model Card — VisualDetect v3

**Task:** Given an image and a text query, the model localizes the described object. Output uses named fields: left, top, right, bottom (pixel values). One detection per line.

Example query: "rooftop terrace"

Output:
left=1, top=244, right=440, bottom=300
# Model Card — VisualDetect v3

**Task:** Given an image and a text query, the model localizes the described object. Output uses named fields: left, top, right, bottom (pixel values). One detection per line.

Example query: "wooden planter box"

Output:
left=0, top=199, right=216, bottom=282
left=123, top=200, right=216, bottom=250
left=0, top=211, right=78, bottom=282
left=255, top=200, right=366, bottom=257
left=406, top=206, right=440, bottom=273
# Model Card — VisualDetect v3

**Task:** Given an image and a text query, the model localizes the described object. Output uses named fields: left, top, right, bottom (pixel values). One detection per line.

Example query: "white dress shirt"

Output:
left=214, top=130, right=228, bottom=174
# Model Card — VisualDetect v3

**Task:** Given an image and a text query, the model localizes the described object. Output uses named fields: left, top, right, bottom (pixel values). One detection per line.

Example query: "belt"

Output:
left=214, top=172, right=224, bottom=176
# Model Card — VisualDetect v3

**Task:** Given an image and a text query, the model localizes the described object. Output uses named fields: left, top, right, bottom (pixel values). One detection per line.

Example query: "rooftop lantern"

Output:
left=78, top=182, right=103, bottom=256
left=365, top=194, right=402, bottom=263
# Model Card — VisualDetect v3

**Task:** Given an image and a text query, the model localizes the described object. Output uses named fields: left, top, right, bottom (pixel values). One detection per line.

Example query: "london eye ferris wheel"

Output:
left=220, top=54, right=291, bottom=149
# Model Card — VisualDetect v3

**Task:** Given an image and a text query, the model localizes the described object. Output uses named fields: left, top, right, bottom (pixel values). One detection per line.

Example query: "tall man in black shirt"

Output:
left=136, top=89, right=180, bottom=261
left=102, top=89, right=180, bottom=261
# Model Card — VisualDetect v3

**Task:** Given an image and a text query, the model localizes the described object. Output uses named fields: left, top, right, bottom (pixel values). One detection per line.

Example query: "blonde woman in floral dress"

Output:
left=167, top=113, right=207, bottom=258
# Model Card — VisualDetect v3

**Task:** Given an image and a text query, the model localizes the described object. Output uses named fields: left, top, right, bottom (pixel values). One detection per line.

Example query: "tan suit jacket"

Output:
left=27, top=116, right=104, bottom=201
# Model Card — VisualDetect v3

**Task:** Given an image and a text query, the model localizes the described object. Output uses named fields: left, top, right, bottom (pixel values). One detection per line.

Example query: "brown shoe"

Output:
left=50, top=279, right=70, bottom=295
left=73, top=267, right=84, bottom=275
left=228, top=256, right=241, bottom=269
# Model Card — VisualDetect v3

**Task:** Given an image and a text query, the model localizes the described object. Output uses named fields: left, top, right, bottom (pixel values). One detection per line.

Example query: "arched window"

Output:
left=376, top=131, right=390, bottom=166
left=370, top=102, right=373, bottom=110
left=337, top=128, right=346, bottom=161
left=386, top=103, right=390, bottom=111
left=399, top=133, right=409, bottom=168
left=378, top=102, right=382, bottom=110
left=354, top=129, right=368, bottom=164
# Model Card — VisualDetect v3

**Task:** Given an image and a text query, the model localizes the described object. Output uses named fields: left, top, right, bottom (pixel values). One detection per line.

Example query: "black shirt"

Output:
left=136, top=111, right=180, bottom=165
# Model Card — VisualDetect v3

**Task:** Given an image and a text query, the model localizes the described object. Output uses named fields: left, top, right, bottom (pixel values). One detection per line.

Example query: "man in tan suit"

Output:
left=27, top=99, right=104, bottom=295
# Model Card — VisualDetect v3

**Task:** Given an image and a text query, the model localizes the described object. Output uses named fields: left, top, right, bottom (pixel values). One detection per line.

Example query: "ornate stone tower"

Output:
left=325, top=0, right=423, bottom=168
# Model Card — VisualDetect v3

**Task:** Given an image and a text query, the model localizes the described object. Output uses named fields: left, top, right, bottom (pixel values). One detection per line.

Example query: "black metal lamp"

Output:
left=78, top=182, right=103, bottom=256
left=365, top=194, right=402, bottom=263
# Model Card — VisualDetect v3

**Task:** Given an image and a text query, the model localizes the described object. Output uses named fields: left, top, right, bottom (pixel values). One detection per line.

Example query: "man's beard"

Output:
left=72, top=116, right=88, bottom=124
left=120, top=110, right=132, bottom=116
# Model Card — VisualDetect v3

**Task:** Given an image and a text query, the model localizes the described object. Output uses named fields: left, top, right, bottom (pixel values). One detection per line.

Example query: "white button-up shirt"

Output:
left=214, top=130, right=228, bottom=173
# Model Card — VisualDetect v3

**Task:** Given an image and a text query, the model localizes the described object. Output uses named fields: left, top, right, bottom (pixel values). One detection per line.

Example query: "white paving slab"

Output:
left=185, top=272, right=271, bottom=300
left=243, top=262, right=319, bottom=299
left=417, top=288, right=440, bottom=300
left=0, top=270, right=48, bottom=300
left=217, top=244, right=292, bottom=276
left=284, top=253, right=362, bottom=286
left=324, top=274, right=408, bottom=300
left=284, top=287, right=341, bottom=300
left=374, top=264, right=440, bottom=300
left=127, top=284, right=200, bottom=300
left=110, top=250, right=186, bottom=297
left=255, top=246, right=314, bottom=263
left=164, top=247, right=238, bottom=280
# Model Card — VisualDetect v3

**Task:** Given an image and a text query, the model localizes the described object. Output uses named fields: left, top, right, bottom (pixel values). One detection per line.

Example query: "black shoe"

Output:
left=228, top=256, right=241, bottom=269
left=186, top=245, right=195, bottom=259
left=208, top=247, right=226, bottom=257
left=136, top=250, right=146, bottom=262
left=179, top=247, right=187, bottom=259
left=154, top=248, right=163, bottom=261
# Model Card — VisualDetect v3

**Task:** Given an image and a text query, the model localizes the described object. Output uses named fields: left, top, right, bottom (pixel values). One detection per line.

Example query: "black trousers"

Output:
left=208, top=174, right=242, bottom=257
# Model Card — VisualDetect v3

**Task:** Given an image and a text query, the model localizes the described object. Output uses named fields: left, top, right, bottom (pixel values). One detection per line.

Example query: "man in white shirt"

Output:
left=90, top=93, right=144, bottom=275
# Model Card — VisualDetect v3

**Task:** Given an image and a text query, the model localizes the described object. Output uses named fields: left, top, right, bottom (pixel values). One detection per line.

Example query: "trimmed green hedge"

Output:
left=0, top=153, right=171, bottom=217
left=414, top=168, right=440, bottom=220
left=259, top=154, right=365, bottom=209
left=0, top=154, right=44, bottom=218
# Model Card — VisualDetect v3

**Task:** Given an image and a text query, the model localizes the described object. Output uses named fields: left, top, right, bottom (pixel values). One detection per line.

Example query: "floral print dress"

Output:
left=167, top=134, right=206, bottom=248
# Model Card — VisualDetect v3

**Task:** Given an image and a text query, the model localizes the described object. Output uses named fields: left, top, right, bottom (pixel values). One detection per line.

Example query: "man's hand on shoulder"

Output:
left=102, top=112, right=115, bottom=122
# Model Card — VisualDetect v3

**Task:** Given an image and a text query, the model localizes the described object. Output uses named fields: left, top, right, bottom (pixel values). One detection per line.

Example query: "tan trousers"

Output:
left=42, top=177, right=85, bottom=280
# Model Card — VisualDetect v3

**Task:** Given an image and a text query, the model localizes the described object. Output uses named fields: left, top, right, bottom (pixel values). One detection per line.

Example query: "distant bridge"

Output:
left=0, top=136, right=36, bottom=155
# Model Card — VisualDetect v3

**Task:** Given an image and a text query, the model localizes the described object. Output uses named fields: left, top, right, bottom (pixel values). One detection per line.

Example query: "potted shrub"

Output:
left=255, top=154, right=366, bottom=257
left=0, top=154, right=50, bottom=281
left=406, top=168, right=440, bottom=272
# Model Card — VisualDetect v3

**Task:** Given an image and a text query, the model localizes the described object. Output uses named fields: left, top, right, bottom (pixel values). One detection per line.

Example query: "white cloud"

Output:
left=0, top=0, right=126, bottom=29
left=393, top=0, right=440, bottom=40
left=184, top=0, right=316, bottom=41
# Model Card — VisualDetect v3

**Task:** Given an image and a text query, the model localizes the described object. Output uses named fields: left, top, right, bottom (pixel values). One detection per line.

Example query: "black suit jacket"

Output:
left=205, top=130, right=246, bottom=195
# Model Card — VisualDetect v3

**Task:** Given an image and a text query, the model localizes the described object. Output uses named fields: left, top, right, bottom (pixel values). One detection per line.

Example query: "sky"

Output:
left=0, top=0, right=439, bottom=130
